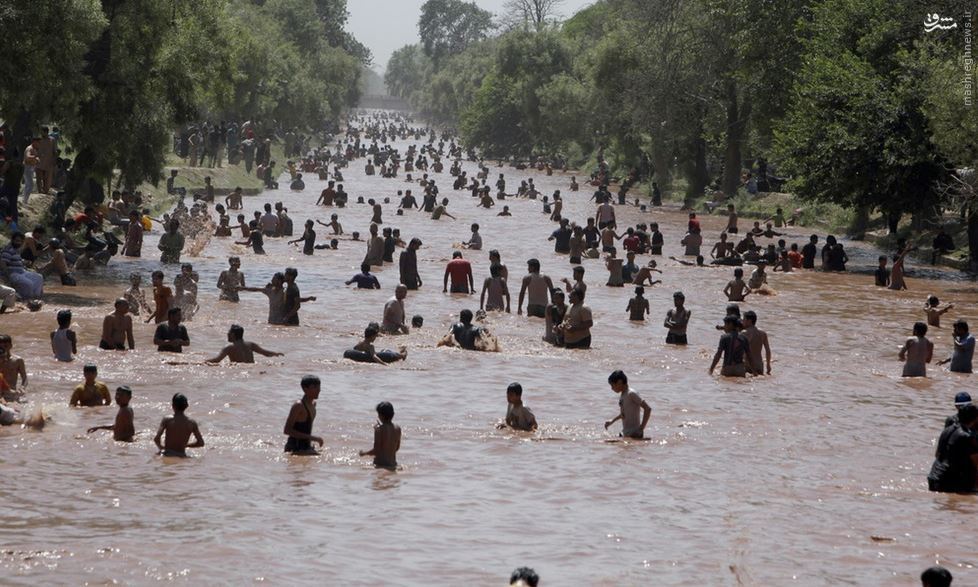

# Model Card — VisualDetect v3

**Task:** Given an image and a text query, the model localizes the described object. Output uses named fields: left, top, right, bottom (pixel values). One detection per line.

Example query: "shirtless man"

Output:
left=925, top=295, right=953, bottom=328
left=498, top=382, right=537, bottom=431
left=723, top=268, right=751, bottom=301
left=284, top=375, right=324, bottom=454
left=517, top=258, right=554, bottom=317
left=381, top=285, right=409, bottom=334
left=711, top=232, right=734, bottom=260
left=599, top=226, right=621, bottom=253
left=316, top=213, right=343, bottom=235
left=359, top=401, right=401, bottom=470
left=99, top=298, right=135, bottom=350
left=561, top=266, right=587, bottom=296
left=225, top=187, right=243, bottom=210
left=603, top=370, right=651, bottom=439
left=217, top=257, right=245, bottom=302
left=154, top=393, right=204, bottom=457
left=86, top=385, right=135, bottom=441
left=899, top=322, right=934, bottom=377
left=0, top=335, right=27, bottom=398
left=206, top=324, right=284, bottom=363
left=317, top=181, right=336, bottom=206
left=709, top=315, right=750, bottom=377
left=742, top=311, right=772, bottom=375
left=664, top=291, right=690, bottom=345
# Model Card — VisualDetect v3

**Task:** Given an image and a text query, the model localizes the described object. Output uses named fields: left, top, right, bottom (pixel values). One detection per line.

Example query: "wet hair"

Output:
left=471, top=223, right=479, bottom=231
left=490, top=263, right=501, bottom=278
left=300, top=375, right=321, bottom=390
left=507, top=382, right=523, bottom=396
left=459, top=309, right=474, bottom=324
left=361, top=263, right=371, bottom=273
left=726, top=303, right=741, bottom=317
left=959, top=404, right=978, bottom=426
left=573, top=266, right=584, bottom=275
left=954, top=319, right=969, bottom=334
left=285, top=267, right=298, bottom=277
left=920, top=566, right=953, bottom=587
left=167, top=307, right=181, bottom=317
left=229, top=324, right=244, bottom=339
left=57, top=309, right=72, bottom=327
left=634, top=286, right=645, bottom=295
left=734, top=268, right=744, bottom=278
left=607, top=370, right=628, bottom=385
left=114, top=298, right=129, bottom=309
left=116, top=386, right=132, bottom=398
left=743, top=310, right=758, bottom=324
left=172, top=393, right=189, bottom=412
left=913, top=321, right=928, bottom=336
left=878, top=255, right=886, bottom=262
left=696, top=255, right=704, bottom=265
left=723, top=314, right=742, bottom=328
left=412, top=315, right=424, bottom=328
left=927, top=295, right=939, bottom=306
left=510, top=568, right=539, bottom=587
left=527, top=258, right=540, bottom=271
left=83, top=363, right=98, bottom=373
left=452, top=251, right=462, bottom=258
left=673, top=291, right=685, bottom=299
left=376, top=401, right=394, bottom=420
left=364, top=323, right=379, bottom=338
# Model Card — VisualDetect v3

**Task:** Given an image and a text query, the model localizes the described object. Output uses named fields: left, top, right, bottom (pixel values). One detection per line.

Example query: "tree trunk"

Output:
left=721, top=79, right=750, bottom=198
left=887, top=212, right=900, bottom=234
left=850, top=205, right=870, bottom=240
left=682, top=136, right=708, bottom=208
left=651, top=136, right=672, bottom=190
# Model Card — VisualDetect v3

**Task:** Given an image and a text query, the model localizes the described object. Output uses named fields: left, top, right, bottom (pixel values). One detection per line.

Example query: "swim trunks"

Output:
left=666, top=332, right=688, bottom=345
left=526, top=304, right=546, bottom=318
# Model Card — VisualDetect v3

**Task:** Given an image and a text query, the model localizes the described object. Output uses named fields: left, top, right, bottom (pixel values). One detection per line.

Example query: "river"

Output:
left=1, top=122, right=975, bottom=585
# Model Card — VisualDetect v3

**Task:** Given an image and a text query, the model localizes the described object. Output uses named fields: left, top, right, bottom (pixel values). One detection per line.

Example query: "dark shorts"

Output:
left=598, top=221, right=614, bottom=230
left=526, top=304, right=546, bottom=318
left=99, top=340, right=125, bottom=350
left=727, top=227, right=738, bottom=234
left=564, top=335, right=591, bottom=349
left=602, top=245, right=615, bottom=253
left=649, top=246, right=662, bottom=255
left=666, top=332, right=687, bottom=345
left=569, top=256, right=581, bottom=264
left=450, top=284, right=470, bottom=294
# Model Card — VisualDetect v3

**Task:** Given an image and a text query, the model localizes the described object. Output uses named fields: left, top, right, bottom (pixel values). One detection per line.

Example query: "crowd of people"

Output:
left=0, top=111, right=973, bottom=583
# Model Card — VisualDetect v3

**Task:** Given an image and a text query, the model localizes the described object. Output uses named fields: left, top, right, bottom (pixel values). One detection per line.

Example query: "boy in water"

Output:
left=346, top=263, right=381, bottom=289
left=100, top=298, right=134, bottom=350
left=154, top=393, right=204, bottom=457
left=86, top=385, right=135, bottom=441
left=724, top=268, right=752, bottom=301
left=498, top=382, right=537, bottom=432
left=709, top=315, right=750, bottom=377
left=899, top=321, right=934, bottom=377
left=124, top=272, right=152, bottom=316
left=206, top=324, right=283, bottom=363
left=288, top=220, right=316, bottom=255
left=463, top=223, right=483, bottom=250
left=284, top=375, right=324, bottom=454
left=626, top=286, right=649, bottom=321
left=874, top=256, right=890, bottom=287
left=70, top=364, right=111, bottom=406
left=359, top=401, right=401, bottom=470
left=146, top=270, right=173, bottom=324
left=348, top=323, right=407, bottom=365
left=664, top=291, right=690, bottom=344
left=0, top=335, right=28, bottom=399
left=603, top=370, right=651, bottom=439
left=51, top=309, right=78, bottom=361
left=925, top=295, right=953, bottom=327
left=742, top=310, right=772, bottom=375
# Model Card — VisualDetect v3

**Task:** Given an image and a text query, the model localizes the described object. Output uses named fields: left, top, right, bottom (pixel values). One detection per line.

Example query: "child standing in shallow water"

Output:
left=925, top=295, right=953, bottom=327
left=899, top=321, right=934, bottom=377
left=360, top=401, right=401, bottom=470
left=626, top=286, right=649, bottom=321
left=50, top=309, right=77, bottom=362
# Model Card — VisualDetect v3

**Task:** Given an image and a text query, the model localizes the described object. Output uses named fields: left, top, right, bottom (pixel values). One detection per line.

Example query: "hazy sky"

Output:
left=348, top=0, right=596, bottom=73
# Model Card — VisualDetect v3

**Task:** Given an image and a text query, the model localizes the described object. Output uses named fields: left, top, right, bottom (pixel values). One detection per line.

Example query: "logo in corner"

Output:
left=924, top=13, right=957, bottom=32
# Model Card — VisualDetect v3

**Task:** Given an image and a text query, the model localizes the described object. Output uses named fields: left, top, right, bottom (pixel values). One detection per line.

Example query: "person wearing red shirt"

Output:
left=622, top=228, right=642, bottom=253
left=443, top=251, right=474, bottom=294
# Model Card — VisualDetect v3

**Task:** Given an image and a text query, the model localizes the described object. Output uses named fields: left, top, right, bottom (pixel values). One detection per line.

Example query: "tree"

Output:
left=418, top=0, right=494, bottom=64
left=774, top=0, right=951, bottom=235
left=502, top=0, right=563, bottom=32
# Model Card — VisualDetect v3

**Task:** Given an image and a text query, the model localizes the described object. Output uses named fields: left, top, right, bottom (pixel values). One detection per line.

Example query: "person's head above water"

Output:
left=913, top=321, right=928, bottom=337
left=927, top=295, right=939, bottom=307
left=376, top=401, right=394, bottom=422
left=172, top=393, right=189, bottom=413
left=57, top=309, right=72, bottom=328
left=459, top=309, right=474, bottom=325
left=452, top=251, right=462, bottom=259
left=920, top=565, right=953, bottom=587
left=228, top=324, right=244, bottom=341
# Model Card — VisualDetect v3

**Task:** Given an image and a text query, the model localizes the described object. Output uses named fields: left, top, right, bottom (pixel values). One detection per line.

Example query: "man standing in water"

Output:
left=443, top=251, right=474, bottom=294
left=801, top=235, right=818, bottom=269
left=559, top=288, right=593, bottom=349
left=206, top=324, right=284, bottom=363
left=603, top=370, right=651, bottom=439
left=664, top=291, right=690, bottom=345
left=99, top=298, right=135, bottom=350
left=284, top=375, right=324, bottom=454
left=86, top=385, right=135, bottom=441
left=927, top=403, right=978, bottom=494
left=938, top=320, right=975, bottom=373
left=382, top=285, right=409, bottom=334
left=517, top=258, right=554, bottom=318
left=899, top=322, right=933, bottom=377
left=153, top=307, right=190, bottom=353
left=154, top=393, right=205, bottom=457
left=282, top=267, right=316, bottom=326
left=399, top=238, right=423, bottom=290
left=709, top=315, right=750, bottom=377
left=742, top=311, right=772, bottom=375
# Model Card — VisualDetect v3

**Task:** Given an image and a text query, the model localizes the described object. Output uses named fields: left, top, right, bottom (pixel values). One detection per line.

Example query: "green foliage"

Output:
left=418, top=0, right=494, bottom=64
